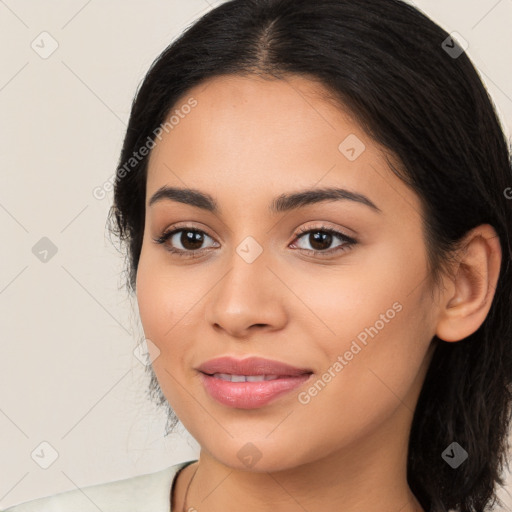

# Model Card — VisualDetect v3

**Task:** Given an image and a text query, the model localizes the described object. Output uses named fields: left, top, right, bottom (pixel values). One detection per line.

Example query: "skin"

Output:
left=135, top=74, right=502, bottom=512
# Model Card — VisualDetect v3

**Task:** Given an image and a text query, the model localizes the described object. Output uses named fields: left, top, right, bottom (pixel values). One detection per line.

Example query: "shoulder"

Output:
left=2, top=460, right=197, bottom=512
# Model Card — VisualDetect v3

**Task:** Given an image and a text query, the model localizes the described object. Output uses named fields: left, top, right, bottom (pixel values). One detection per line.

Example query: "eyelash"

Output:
left=152, top=223, right=357, bottom=259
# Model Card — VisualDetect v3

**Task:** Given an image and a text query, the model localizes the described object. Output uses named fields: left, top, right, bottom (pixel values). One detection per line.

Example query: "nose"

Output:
left=203, top=249, right=288, bottom=339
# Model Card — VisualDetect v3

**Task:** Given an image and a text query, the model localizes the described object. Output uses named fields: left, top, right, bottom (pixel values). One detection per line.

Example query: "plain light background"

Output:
left=1, top=0, right=511, bottom=509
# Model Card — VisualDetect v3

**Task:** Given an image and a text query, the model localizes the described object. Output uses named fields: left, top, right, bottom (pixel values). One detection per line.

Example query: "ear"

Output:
left=435, top=224, right=502, bottom=342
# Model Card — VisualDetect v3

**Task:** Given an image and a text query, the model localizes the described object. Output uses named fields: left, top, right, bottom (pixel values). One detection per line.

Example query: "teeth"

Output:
left=246, top=375, right=265, bottom=382
left=212, top=373, right=280, bottom=382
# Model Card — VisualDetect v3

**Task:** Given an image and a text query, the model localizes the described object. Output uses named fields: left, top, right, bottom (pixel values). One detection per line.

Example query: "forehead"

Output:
left=148, top=73, right=370, bottom=166
left=146, top=74, right=421, bottom=218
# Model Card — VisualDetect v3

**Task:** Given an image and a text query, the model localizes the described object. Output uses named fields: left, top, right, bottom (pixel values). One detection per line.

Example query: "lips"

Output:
left=196, top=356, right=313, bottom=409
left=197, top=356, right=312, bottom=377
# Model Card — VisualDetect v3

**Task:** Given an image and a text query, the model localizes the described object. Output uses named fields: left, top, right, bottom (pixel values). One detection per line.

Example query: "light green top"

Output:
left=2, top=460, right=197, bottom=512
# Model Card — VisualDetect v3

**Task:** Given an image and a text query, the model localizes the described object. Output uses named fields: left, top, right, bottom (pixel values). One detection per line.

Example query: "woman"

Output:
left=4, top=0, right=511, bottom=511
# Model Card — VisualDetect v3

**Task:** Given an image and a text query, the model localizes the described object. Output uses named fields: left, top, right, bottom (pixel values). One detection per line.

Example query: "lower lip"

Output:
left=199, top=372, right=313, bottom=409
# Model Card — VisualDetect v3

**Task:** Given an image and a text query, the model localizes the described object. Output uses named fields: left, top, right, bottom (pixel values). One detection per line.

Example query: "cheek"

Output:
left=135, top=260, right=167, bottom=343
left=289, top=297, right=433, bottom=463
left=135, top=246, right=191, bottom=343
left=295, top=242, right=433, bottom=423
left=135, top=255, right=197, bottom=418
left=290, top=238, right=425, bottom=354
left=135, top=250, right=210, bottom=373
left=134, top=247, right=186, bottom=366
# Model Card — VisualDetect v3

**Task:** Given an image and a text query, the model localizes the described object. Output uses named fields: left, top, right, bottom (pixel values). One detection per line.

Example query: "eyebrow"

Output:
left=148, top=186, right=382, bottom=214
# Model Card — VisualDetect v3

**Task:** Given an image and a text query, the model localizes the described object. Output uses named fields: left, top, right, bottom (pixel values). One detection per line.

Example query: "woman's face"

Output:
left=136, top=74, right=439, bottom=471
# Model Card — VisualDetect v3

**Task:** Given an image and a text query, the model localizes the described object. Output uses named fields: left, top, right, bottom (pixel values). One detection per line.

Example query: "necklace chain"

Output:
left=181, top=464, right=199, bottom=512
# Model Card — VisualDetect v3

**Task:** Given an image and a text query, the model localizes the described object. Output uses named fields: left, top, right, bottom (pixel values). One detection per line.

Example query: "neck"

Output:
left=177, top=405, right=425, bottom=512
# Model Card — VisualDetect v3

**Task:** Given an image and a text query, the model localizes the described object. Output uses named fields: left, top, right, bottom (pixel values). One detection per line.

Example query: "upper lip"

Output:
left=197, top=356, right=313, bottom=377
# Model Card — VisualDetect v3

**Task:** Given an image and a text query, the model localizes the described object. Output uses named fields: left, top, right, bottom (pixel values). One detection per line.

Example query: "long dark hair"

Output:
left=108, top=1, right=512, bottom=510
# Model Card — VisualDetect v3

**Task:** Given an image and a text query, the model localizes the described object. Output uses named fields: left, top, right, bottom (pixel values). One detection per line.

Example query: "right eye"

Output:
left=153, top=226, right=219, bottom=258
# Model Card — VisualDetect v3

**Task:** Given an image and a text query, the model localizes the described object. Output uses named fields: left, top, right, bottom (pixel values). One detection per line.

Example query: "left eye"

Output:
left=291, top=227, right=357, bottom=255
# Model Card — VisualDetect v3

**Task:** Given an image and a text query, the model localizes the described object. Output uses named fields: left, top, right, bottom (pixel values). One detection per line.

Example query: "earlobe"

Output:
left=435, top=224, right=502, bottom=343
